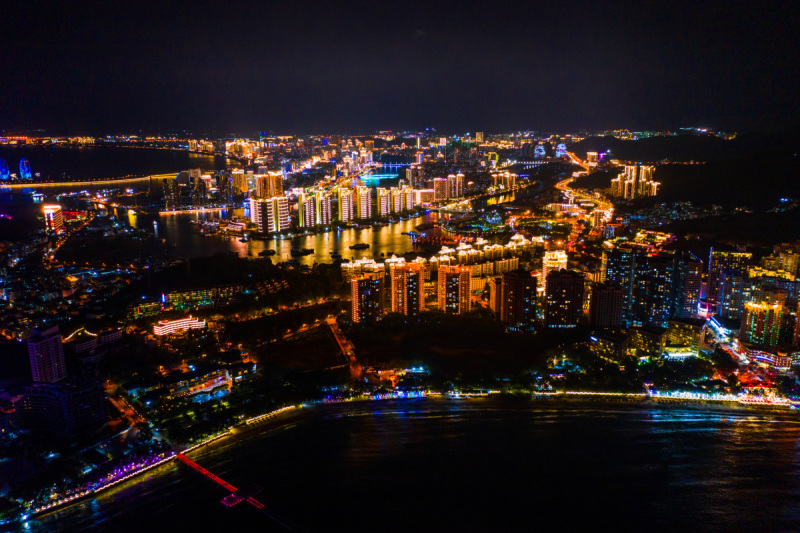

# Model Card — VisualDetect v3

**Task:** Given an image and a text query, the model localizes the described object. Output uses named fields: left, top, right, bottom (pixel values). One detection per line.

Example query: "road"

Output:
left=326, top=317, right=363, bottom=380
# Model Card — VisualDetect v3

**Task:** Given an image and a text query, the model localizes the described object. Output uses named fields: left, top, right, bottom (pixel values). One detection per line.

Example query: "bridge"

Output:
left=176, top=454, right=292, bottom=529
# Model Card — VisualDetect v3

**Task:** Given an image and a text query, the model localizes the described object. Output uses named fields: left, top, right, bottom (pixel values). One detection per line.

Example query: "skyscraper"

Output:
left=390, top=263, right=425, bottom=316
left=433, top=178, right=448, bottom=201
left=215, top=173, right=233, bottom=205
left=740, top=300, right=783, bottom=347
left=611, top=164, right=659, bottom=199
left=250, top=196, right=290, bottom=233
left=43, top=204, right=64, bottom=233
left=254, top=172, right=284, bottom=198
left=438, top=265, right=472, bottom=314
left=630, top=253, right=677, bottom=327
left=28, top=326, right=67, bottom=383
left=545, top=269, right=585, bottom=327
left=297, top=193, right=316, bottom=228
left=500, top=269, right=537, bottom=331
left=589, top=282, right=624, bottom=328
left=377, top=188, right=391, bottom=217
left=354, top=186, right=372, bottom=219
left=447, top=173, right=464, bottom=198
left=715, top=268, right=748, bottom=320
left=315, top=191, right=332, bottom=225
left=678, top=255, right=704, bottom=318
left=351, top=273, right=385, bottom=323
left=338, top=188, right=354, bottom=222
left=708, top=250, right=752, bottom=308
left=542, top=250, right=568, bottom=282
left=489, top=276, right=503, bottom=317
left=163, top=178, right=181, bottom=210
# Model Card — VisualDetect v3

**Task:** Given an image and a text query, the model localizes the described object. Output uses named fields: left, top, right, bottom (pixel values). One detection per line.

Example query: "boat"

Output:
left=349, top=243, right=370, bottom=250
left=258, top=249, right=276, bottom=257
left=290, top=247, right=314, bottom=257
left=127, top=209, right=136, bottom=215
left=330, top=253, right=342, bottom=260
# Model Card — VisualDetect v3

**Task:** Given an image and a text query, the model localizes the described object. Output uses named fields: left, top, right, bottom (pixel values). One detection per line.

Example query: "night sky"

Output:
left=2, top=0, right=798, bottom=135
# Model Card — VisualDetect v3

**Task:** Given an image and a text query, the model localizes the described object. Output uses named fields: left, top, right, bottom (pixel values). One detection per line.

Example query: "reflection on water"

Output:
left=27, top=402, right=800, bottom=533
left=122, top=208, right=442, bottom=263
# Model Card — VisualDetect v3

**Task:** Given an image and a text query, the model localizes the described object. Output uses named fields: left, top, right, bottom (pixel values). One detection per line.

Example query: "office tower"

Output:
left=338, top=188, right=354, bottom=222
left=351, top=273, right=384, bottom=323
left=542, top=250, right=568, bottom=282
left=433, top=178, right=448, bottom=201
left=489, top=276, right=503, bottom=317
left=390, top=263, right=425, bottom=316
left=250, top=196, right=290, bottom=233
left=298, top=193, right=316, bottom=228
left=315, top=192, right=332, bottom=225
left=215, top=173, right=233, bottom=204
left=43, top=204, right=64, bottom=233
left=678, top=255, right=704, bottom=318
left=476, top=132, right=484, bottom=143
left=28, top=326, right=67, bottom=383
left=20, top=379, right=107, bottom=440
left=545, top=269, right=585, bottom=327
left=354, top=186, right=372, bottom=219
left=589, top=282, right=624, bottom=328
left=438, top=265, right=472, bottom=314
left=163, top=178, right=181, bottom=210
left=377, top=188, right=391, bottom=217
left=447, top=173, right=464, bottom=198
left=707, top=250, right=752, bottom=307
left=715, top=268, right=748, bottom=319
left=500, top=269, right=537, bottom=331
left=740, top=300, right=784, bottom=347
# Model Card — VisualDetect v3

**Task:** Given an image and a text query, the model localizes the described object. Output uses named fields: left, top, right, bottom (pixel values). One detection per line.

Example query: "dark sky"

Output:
left=2, top=0, right=798, bottom=135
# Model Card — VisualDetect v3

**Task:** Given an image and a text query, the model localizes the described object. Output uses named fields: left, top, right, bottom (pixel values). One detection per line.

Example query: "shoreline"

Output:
left=26, top=392, right=798, bottom=520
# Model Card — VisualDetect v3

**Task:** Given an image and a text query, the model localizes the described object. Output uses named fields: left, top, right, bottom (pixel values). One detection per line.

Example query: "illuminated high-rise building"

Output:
left=611, top=165, right=659, bottom=199
left=499, top=269, right=537, bottom=331
left=354, top=186, right=372, bottom=219
left=391, top=187, right=404, bottom=213
left=433, top=178, right=448, bottom=201
left=438, top=265, right=472, bottom=314
left=447, top=173, right=464, bottom=198
left=708, top=250, right=752, bottom=308
left=678, top=255, right=704, bottom=318
left=545, top=269, right=585, bottom=327
left=163, top=178, right=181, bottom=210
left=191, top=176, right=207, bottom=207
left=390, top=263, right=425, bottom=316
left=19, top=158, right=32, bottom=180
left=338, top=188, right=354, bottom=222
left=43, top=204, right=64, bottom=233
left=28, top=326, right=66, bottom=383
left=715, top=268, right=748, bottom=320
left=250, top=196, right=290, bottom=233
left=377, top=188, right=391, bottom=217
left=255, top=172, right=283, bottom=198
left=351, top=273, right=385, bottom=323
left=314, top=192, right=332, bottom=225
left=489, top=276, right=503, bottom=317
left=215, top=173, right=233, bottom=204
left=476, top=132, right=484, bottom=143
left=630, top=253, right=677, bottom=327
left=0, top=159, right=9, bottom=180
left=740, top=300, right=783, bottom=347
left=542, top=250, right=568, bottom=282
left=297, top=193, right=316, bottom=228
left=589, top=281, right=624, bottom=328
left=231, top=168, right=247, bottom=194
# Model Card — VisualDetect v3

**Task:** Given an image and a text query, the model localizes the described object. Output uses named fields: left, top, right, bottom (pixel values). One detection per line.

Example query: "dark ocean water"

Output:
left=21, top=400, right=800, bottom=533
left=0, top=145, right=231, bottom=181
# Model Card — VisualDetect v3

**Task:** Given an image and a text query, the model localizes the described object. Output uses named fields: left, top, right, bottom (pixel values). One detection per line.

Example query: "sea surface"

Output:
left=20, top=400, right=800, bottom=532
left=0, top=145, right=232, bottom=181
